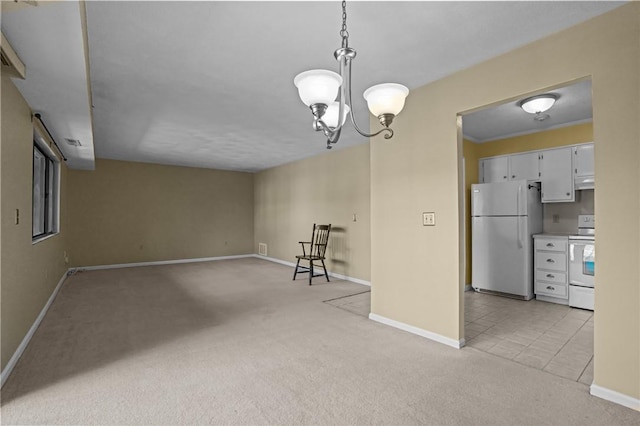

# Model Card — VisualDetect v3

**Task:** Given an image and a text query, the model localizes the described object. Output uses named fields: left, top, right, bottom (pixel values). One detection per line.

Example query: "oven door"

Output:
left=569, top=240, right=595, bottom=288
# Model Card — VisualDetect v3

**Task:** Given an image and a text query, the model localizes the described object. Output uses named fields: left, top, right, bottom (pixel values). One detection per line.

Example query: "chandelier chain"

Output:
left=340, top=0, right=349, bottom=47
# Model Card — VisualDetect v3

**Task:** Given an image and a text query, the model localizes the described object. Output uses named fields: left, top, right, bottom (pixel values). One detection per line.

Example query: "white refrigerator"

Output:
left=471, top=180, right=542, bottom=300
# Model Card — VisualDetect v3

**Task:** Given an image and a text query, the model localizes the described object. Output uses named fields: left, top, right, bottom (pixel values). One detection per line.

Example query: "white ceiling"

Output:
left=462, top=79, right=593, bottom=143
left=3, top=1, right=625, bottom=172
left=2, top=1, right=95, bottom=170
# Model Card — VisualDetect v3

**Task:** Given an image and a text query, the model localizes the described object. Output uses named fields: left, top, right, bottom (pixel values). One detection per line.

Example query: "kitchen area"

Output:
left=461, top=80, right=595, bottom=382
left=473, top=143, right=595, bottom=309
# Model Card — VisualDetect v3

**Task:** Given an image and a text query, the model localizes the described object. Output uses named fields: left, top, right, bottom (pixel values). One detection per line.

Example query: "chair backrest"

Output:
left=310, top=224, right=331, bottom=258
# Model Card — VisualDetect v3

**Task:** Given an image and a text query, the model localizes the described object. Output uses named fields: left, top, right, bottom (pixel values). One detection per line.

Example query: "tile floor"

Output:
left=326, top=288, right=594, bottom=385
left=465, top=290, right=594, bottom=384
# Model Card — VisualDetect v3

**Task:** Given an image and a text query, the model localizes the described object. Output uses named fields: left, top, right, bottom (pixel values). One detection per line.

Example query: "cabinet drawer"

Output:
left=535, top=281, right=568, bottom=299
left=535, top=238, right=567, bottom=252
left=535, top=252, right=566, bottom=271
left=535, top=270, right=566, bottom=284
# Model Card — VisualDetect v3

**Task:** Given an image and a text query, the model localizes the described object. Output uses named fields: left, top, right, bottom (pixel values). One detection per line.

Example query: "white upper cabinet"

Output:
left=477, top=143, right=591, bottom=202
left=574, top=143, right=595, bottom=189
left=509, top=151, right=541, bottom=181
left=479, top=156, right=509, bottom=183
left=540, top=147, right=575, bottom=203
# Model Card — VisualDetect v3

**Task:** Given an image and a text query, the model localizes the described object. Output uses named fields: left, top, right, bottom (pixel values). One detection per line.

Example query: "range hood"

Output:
left=575, top=175, right=595, bottom=190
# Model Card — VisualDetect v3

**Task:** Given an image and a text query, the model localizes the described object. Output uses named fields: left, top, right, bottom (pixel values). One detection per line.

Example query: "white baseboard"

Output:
left=254, top=255, right=296, bottom=268
left=369, top=313, right=465, bottom=349
left=254, top=255, right=371, bottom=286
left=590, top=384, right=640, bottom=411
left=76, top=254, right=255, bottom=271
left=329, top=272, right=370, bottom=287
left=1, top=270, right=68, bottom=387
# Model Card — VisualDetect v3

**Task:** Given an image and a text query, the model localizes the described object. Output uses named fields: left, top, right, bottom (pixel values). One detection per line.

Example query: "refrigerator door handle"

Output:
left=516, top=185, right=523, bottom=248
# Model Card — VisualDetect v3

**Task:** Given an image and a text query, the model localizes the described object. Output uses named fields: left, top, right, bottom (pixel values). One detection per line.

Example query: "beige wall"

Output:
left=67, top=159, right=254, bottom=267
left=462, top=122, right=594, bottom=284
left=1, top=74, right=70, bottom=370
left=254, top=143, right=370, bottom=282
left=371, top=3, right=639, bottom=400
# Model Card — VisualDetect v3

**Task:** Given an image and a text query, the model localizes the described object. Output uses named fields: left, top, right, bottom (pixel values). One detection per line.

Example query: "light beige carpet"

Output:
left=1, top=258, right=638, bottom=425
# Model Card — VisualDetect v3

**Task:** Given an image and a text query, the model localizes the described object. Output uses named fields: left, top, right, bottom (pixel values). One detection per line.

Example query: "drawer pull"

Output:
left=546, top=274, right=555, bottom=278
left=546, top=259, right=555, bottom=263
left=546, top=243, right=554, bottom=247
left=546, top=286, right=555, bottom=290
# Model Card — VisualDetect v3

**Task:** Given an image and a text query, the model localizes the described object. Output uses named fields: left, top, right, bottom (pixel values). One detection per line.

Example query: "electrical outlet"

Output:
left=352, top=213, right=357, bottom=222
left=15, top=209, right=19, bottom=225
left=423, top=212, right=436, bottom=226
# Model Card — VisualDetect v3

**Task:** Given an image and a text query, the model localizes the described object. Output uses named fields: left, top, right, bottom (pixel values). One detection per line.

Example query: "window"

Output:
left=32, top=138, right=59, bottom=241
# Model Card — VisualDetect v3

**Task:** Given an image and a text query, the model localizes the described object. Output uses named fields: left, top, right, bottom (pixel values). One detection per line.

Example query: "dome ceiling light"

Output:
left=294, top=1, right=409, bottom=149
left=519, top=94, right=558, bottom=122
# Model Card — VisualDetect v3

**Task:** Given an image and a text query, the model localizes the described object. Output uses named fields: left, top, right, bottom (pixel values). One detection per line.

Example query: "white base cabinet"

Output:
left=534, top=235, right=569, bottom=305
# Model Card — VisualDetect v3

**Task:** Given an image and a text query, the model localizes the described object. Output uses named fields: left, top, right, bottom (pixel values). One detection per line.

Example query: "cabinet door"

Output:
left=541, top=147, right=574, bottom=202
left=480, top=156, right=509, bottom=183
left=509, top=151, right=540, bottom=181
left=574, top=143, right=594, bottom=177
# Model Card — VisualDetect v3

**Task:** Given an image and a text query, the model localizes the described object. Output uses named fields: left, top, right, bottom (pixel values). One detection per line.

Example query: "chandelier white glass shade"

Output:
left=293, top=1, right=409, bottom=149
left=323, top=102, right=350, bottom=128
left=363, top=83, right=410, bottom=127
left=293, top=70, right=343, bottom=107
left=519, top=94, right=558, bottom=114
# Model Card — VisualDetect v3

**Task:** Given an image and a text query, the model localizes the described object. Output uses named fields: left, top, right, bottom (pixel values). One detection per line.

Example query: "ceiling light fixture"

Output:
left=294, top=1, right=409, bottom=149
left=519, top=94, right=558, bottom=122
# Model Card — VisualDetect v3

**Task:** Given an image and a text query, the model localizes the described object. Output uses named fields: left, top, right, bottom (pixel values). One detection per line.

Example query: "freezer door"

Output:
left=472, top=216, right=533, bottom=298
left=471, top=180, right=529, bottom=216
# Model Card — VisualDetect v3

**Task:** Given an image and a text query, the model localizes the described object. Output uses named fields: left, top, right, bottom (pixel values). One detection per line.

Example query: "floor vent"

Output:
left=258, top=243, right=267, bottom=256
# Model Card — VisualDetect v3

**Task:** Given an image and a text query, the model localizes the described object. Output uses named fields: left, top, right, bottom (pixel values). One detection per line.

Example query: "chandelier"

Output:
left=293, top=1, right=409, bottom=149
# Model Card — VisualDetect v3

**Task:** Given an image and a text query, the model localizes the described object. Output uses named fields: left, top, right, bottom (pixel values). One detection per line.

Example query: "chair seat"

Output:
left=296, top=255, right=325, bottom=260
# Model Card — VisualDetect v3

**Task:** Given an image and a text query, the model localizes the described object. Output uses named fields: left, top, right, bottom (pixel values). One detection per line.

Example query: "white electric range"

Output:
left=568, top=215, right=595, bottom=310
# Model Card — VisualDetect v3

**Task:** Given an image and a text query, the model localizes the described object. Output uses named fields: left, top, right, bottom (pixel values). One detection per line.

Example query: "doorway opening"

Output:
left=458, top=78, right=595, bottom=383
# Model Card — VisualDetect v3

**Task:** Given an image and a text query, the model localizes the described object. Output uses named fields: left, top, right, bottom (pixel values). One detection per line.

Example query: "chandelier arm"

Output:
left=333, top=53, right=348, bottom=139
left=326, top=126, right=342, bottom=149
left=345, top=57, right=394, bottom=140
left=314, top=118, right=337, bottom=136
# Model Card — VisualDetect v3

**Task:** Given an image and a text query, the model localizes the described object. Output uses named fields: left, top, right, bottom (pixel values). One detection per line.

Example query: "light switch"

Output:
left=423, top=212, right=436, bottom=226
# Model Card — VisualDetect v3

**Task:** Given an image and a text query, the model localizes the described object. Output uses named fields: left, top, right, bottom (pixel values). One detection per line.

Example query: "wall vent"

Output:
left=258, top=243, right=267, bottom=256
left=65, top=138, right=82, bottom=147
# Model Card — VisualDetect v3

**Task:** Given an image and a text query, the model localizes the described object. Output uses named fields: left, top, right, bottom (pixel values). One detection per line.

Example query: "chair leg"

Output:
left=309, top=261, right=313, bottom=285
left=293, top=258, right=301, bottom=280
left=321, top=259, right=330, bottom=282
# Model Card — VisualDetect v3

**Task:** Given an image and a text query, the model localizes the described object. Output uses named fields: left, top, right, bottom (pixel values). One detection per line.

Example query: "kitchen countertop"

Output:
left=534, top=233, right=595, bottom=240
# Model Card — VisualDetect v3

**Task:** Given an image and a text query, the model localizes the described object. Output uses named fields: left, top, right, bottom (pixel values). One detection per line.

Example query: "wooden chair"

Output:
left=293, top=224, right=331, bottom=285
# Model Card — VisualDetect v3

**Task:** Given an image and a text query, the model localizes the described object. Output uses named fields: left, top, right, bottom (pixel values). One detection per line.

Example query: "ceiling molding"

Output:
left=473, top=118, right=594, bottom=144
